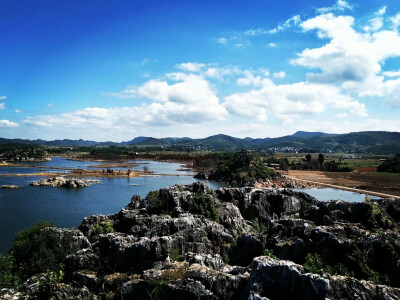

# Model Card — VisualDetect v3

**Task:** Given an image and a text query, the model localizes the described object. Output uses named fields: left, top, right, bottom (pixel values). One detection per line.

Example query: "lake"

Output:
left=0, top=157, right=380, bottom=253
left=294, top=187, right=379, bottom=202
left=0, top=158, right=223, bottom=253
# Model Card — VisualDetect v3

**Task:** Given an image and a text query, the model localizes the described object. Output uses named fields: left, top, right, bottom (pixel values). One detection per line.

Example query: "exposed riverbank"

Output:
left=288, top=170, right=400, bottom=197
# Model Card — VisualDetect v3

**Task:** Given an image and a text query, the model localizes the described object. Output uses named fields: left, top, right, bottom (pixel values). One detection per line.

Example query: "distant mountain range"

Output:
left=1, top=131, right=400, bottom=153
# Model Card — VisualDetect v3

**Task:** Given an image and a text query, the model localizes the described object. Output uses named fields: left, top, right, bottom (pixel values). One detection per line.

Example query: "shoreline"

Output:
left=287, top=170, right=400, bottom=198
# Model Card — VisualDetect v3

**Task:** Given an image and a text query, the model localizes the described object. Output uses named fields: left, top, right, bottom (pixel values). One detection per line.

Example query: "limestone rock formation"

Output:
left=30, top=176, right=100, bottom=188
left=4, top=182, right=400, bottom=299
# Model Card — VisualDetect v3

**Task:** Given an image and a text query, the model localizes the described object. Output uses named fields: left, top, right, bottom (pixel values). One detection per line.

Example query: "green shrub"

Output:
left=263, top=249, right=279, bottom=260
left=253, top=222, right=268, bottom=233
left=38, top=264, right=64, bottom=294
left=147, top=190, right=163, bottom=213
left=304, top=253, right=353, bottom=277
left=323, top=160, right=355, bottom=172
left=188, top=192, right=219, bottom=221
left=0, top=253, right=20, bottom=288
left=92, top=221, right=115, bottom=236
left=348, top=248, right=385, bottom=284
left=170, top=247, right=182, bottom=262
left=149, top=279, right=168, bottom=299
left=304, top=253, right=325, bottom=274
left=365, top=196, right=395, bottom=230
left=12, top=221, right=74, bottom=281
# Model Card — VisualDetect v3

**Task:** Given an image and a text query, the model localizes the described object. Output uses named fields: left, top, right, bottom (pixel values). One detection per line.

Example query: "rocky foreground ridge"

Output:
left=2, top=182, right=400, bottom=299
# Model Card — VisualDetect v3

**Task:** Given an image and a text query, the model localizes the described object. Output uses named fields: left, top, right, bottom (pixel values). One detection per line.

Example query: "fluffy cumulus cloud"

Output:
left=236, top=70, right=270, bottom=87
left=0, top=120, right=18, bottom=127
left=291, top=12, right=400, bottom=106
left=225, top=81, right=367, bottom=121
left=383, top=70, right=400, bottom=77
left=24, top=73, right=227, bottom=139
left=273, top=71, right=286, bottom=79
left=176, top=62, right=206, bottom=72
left=391, top=13, right=400, bottom=30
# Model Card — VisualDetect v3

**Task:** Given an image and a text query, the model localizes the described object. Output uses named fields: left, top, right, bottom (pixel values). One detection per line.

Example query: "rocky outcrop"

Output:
left=30, top=176, right=100, bottom=188
left=246, top=256, right=400, bottom=299
left=254, top=176, right=317, bottom=189
left=6, top=182, right=400, bottom=299
left=1, top=185, right=22, bottom=189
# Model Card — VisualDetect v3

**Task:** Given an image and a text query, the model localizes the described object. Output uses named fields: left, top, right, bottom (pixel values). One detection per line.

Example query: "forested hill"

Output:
left=1, top=131, right=400, bottom=153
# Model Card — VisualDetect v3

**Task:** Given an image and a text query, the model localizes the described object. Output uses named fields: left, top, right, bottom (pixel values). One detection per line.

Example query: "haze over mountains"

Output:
left=1, top=131, right=400, bottom=154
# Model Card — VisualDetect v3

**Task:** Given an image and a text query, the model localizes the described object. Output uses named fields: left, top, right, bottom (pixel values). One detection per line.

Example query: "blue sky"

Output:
left=1, top=0, right=400, bottom=141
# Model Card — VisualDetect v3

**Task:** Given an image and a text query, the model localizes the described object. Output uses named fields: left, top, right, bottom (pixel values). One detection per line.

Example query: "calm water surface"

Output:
left=294, top=187, right=379, bottom=202
left=0, top=158, right=223, bottom=252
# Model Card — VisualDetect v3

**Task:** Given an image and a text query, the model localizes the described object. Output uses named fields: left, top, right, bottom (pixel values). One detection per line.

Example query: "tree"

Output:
left=318, top=153, right=325, bottom=168
left=305, top=154, right=312, bottom=162
left=12, top=221, right=74, bottom=281
left=0, top=253, right=19, bottom=288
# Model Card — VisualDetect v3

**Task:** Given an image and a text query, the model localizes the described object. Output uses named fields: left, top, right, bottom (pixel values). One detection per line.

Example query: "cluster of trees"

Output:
left=377, top=154, right=400, bottom=173
left=208, top=151, right=276, bottom=187
left=0, top=221, right=75, bottom=290
left=279, top=153, right=355, bottom=172
left=0, top=146, right=47, bottom=161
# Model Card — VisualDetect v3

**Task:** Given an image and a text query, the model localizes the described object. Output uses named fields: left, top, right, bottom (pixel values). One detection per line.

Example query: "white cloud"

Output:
left=48, top=103, right=54, bottom=107
left=25, top=73, right=227, bottom=136
left=316, top=0, right=353, bottom=14
left=0, top=103, right=5, bottom=110
left=292, top=13, right=400, bottom=105
left=370, top=77, right=400, bottom=107
left=236, top=71, right=270, bottom=87
left=383, top=70, right=400, bottom=77
left=176, top=62, right=206, bottom=72
left=244, top=15, right=301, bottom=37
left=224, top=81, right=367, bottom=122
left=273, top=71, right=286, bottom=78
left=203, top=65, right=243, bottom=80
left=244, top=28, right=268, bottom=36
left=364, top=17, right=383, bottom=32
left=15, top=109, right=21, bottom=113
left=268, top=15, right=301, bottom=34
left=335, top=113, right=348, bottom=118
left=0, top=96, right=6, bottom=100
left=268, top=42, right=277, bottom=47
left=217, top=37, right=228, bottom=44
left=375, top=6, right=387, bottom=17
left=391, top=13, right=400, bottom=31
left=364, top=7, right=386, bottom=32
left=0, top=120, right=18, bottom=127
